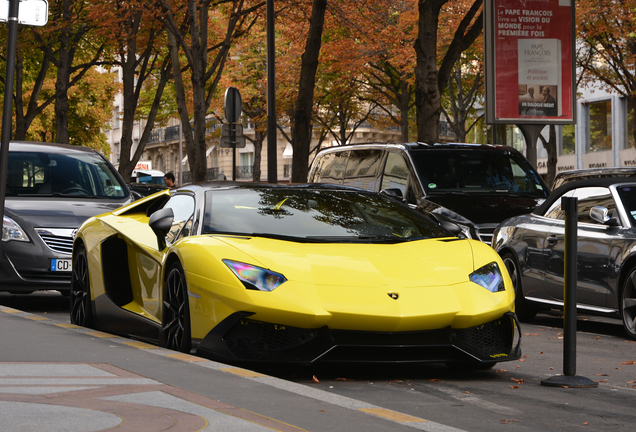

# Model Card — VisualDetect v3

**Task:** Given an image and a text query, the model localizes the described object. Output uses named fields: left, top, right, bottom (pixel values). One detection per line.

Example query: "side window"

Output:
left=544, top=187, right=615, bottom=223
left=163, top=194, right=195, bottom=244
left=343, top=149, right=383, bottom=191
left=312, top=151, right=348, bottom=185
left=381, top=152, right=417, bottom=204
left=572, top=187, right=616, bottom=224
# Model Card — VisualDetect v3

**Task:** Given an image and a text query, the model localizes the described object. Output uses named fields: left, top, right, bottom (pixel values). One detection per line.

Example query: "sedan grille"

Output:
left=476, top=226, right=496, bottom=245
left=35, top=228, right=75, bottom=255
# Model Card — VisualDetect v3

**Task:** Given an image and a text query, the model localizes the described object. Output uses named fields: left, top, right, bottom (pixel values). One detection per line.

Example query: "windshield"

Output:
left=6, top=150, right=128, bottom=198
left=409, top=148, right=549, bottom=197
left=203, top=188, right=450, bottom=242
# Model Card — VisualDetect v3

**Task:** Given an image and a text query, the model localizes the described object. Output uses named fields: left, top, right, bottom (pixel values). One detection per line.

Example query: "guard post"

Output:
left=541, top=196, right=597, bottom=388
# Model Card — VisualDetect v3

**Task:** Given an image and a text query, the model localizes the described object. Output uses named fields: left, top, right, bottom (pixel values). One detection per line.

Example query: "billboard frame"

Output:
left=484, top=0, right=576, bottom=125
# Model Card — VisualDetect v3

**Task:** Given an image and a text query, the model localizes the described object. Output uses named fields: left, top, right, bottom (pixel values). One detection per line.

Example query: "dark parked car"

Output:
left=308, top=143, right=550, bottom=244
left=552, top=167, right=636, bottom=189
left=1, top=141, right=134, bottom=295
left=492, top=177, right=636, bottom=339
left=127, top=182, right=168, bottom=198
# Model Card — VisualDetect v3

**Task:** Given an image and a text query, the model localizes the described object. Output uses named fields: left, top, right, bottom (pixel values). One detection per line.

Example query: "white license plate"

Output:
left=50, top=259, right=72, bottom=272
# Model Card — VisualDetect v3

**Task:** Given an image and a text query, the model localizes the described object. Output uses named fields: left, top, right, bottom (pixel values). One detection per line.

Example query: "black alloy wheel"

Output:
left=162, top=261, right=192, bottom=352
left=501, top=252, right=537, bottom=322
left=69, top=244, right=95, bottom=328
left=621, top=269, right=636, bottom=340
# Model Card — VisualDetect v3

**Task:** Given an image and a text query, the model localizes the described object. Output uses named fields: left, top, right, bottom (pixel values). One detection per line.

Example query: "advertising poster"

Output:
left=486, top=0, right=574, bottom=124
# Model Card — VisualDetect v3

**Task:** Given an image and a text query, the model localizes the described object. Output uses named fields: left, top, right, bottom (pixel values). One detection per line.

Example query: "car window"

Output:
left=544, top=187, right=615, bottom=223
left=343, top=149, right=383, bottom=190
left=380, top=152, right=418, bottom=204
left=6, top=150, right=127, bottom=198
left=163, top=194, right=195, bottom=244
left=311, top=151, right=348, bottom=184
left=615, top=185, right=636, bottom=225
left=409, top=149, right=549, bottom=197
left=203, top=188, right=449, bottom=241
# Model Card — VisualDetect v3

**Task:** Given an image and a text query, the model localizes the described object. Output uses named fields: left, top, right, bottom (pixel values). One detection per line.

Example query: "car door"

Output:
left=542, top=186, right=618, bottom=307
left=126, top=193, right=196, bottom=320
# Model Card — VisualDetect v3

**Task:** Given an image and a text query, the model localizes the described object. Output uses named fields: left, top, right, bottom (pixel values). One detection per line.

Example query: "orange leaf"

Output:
left=509, top=385, right=519, bottom=389
left=311, top=375, right=320, bottom=384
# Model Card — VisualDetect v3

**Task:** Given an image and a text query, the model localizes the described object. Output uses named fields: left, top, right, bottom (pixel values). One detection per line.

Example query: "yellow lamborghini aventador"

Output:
left=70, top=183, right=520, bottom=368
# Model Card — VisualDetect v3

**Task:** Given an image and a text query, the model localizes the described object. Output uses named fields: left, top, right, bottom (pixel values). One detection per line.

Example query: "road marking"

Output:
left=86, top=331, right=116, bottom=338
left=53, top=323, right=82, bottom=329
left=24, top=315, right=50, bottom=321
left=1, top=308, right=21, bottom=314
left=167, top=353, right=209, bottom=362
left=359, top=408, right=427, bottom=422
left=123, top=341, right=158, bottom=349
left=220, top=367, right=268, bottom=378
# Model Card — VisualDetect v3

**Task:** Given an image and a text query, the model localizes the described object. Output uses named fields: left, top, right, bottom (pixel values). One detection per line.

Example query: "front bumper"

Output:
left=0, top=241, right=72, bottom=292
left=196, top=312, right=522, bottom=365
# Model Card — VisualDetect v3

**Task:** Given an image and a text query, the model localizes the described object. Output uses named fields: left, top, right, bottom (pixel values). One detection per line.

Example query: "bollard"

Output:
left=541, top=196, right=597, bottom=388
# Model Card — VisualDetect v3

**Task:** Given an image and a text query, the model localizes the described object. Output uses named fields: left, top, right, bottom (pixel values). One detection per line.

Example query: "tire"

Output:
left=501, top=252, right=537, bottom=322
left=621, top=268, right=636, bottom=340
left=69, top=244, right=95, bottom=328
left=162, top=261, right=192, bottom=352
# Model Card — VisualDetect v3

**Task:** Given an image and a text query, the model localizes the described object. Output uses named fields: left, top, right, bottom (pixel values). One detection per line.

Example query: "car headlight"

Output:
left=223, top=259, right=287, bottom=292
left=469, top=262, right=505, bottom=292
left=2, top=216, right=29, bottom=242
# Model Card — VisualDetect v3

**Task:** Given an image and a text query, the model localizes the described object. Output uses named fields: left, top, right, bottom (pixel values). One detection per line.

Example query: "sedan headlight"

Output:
left=223, top=259, right=287, bottom=292
left=470, top=262, right=505, bottom=292
left=2, top=216, right=29, bottom=242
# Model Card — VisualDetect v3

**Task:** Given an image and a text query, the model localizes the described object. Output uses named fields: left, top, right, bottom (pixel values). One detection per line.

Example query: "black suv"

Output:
left=308, top=142, right=550, bottom=244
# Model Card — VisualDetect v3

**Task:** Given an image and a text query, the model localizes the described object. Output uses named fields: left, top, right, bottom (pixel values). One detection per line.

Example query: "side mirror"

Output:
left=429, top=213, right=465, bottom=237
left=589, top=206, right=619, bottom=227
left=380, top=188, right=404, bottom=201
left=149, top=207, right=174, bottom=250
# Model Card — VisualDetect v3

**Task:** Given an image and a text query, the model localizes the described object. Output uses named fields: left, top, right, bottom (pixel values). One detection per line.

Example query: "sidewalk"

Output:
left=0, top=305, right=464, bottom=432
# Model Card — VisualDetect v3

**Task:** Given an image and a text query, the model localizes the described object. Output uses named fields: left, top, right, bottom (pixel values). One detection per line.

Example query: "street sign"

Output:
left=224, top=87, right=242, bottom=123
left=220, top=136, right=246, bottom=148
left=221, top=123, right=243, bottom=136
left=0, top=0, right=48, bottom=26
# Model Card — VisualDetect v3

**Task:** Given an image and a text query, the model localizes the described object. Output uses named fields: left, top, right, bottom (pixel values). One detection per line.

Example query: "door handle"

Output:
left=547, top=235, right=558, bottom=245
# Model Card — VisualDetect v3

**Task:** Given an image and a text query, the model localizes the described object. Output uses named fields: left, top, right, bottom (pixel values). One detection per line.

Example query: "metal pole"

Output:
left=563, top=196, right=578, bottom=376
left=178, top=121, right=183, bottom=185
left=0, top=0, right=20, bottom=255
left=266, top=0, right=277, bottom=183
left=541, top=196, right=597, bottom=388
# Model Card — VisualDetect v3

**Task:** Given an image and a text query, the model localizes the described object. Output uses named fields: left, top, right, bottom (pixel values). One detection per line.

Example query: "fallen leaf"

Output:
left=583, top=422, right=589, bottom=425
left=465, top=391, right=470, bottom=394
left=627, top=380, right=635, bottom=384
left=511, top=378, right=524, bottom=384
left=496, top=369, right=507, bottom=373
left=509, top=385, right=519, bottom=389
left=550, top=367, right=554, bottom=370
left=429, top=378, right=442, bottom=382
left=500, top=419, right=519, bottom=424
left=594, top=380, right=608, bottom=383
left=334, top=378, right=354, bottom=381
left=539, top=352, right=544, bottom=354
left=311, top=375, right=320, bottom=384
left=619, top=361, right=636, bottom=365
left=595, top=374, right=609, bottom=376
left=520, top=359, right=525, bottom=362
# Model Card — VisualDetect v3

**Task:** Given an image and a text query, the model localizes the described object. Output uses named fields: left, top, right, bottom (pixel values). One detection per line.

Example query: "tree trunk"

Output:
left=414, top=0, right=443, bottom=144
left=290, top=0, right=327, bottom=183
left=55, top=46, right=72, bottom=144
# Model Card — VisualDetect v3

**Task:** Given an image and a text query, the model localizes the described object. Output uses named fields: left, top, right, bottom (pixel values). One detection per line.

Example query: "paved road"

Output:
left=2, top=291, right=636, bottom=431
